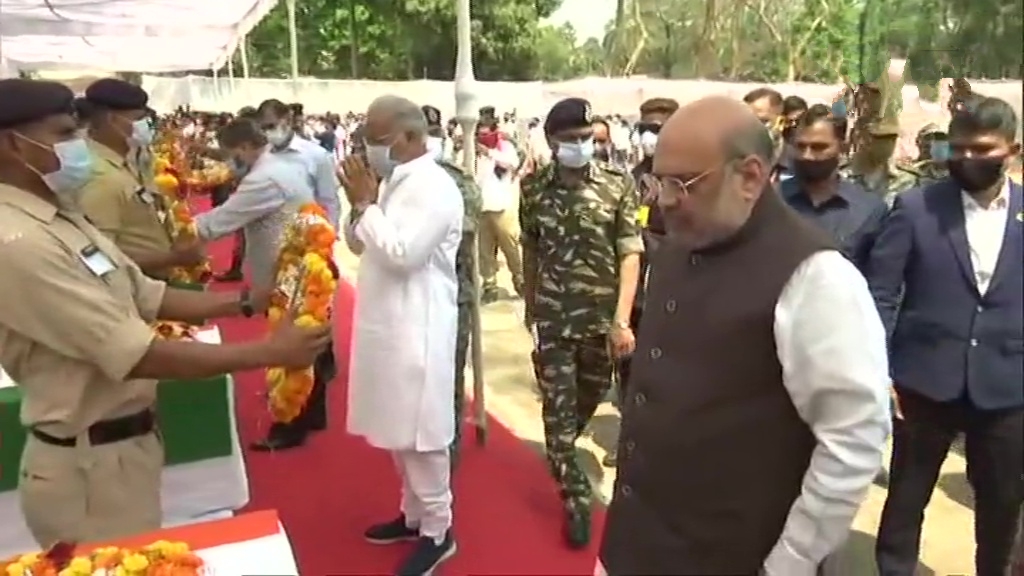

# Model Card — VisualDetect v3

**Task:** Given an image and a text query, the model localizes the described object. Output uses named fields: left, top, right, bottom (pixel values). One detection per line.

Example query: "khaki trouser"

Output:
left=20, top=431, right=163, bottom=547
left=479, top=210, right=524, bottom=290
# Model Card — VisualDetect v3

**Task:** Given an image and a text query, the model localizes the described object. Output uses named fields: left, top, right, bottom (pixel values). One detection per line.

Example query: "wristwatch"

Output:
left=613, top=319, right=630, bottom=330
left=239, top=287, right=255, bottom=318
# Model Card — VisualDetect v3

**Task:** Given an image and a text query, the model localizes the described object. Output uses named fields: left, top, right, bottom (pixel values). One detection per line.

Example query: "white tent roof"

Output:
left=0, top=0, right=280, bottom=71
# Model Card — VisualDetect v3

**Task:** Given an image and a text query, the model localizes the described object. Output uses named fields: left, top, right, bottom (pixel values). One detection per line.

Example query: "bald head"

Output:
left=657, top=96, right=774, bottom=172
left=651, top=96, right=773, bottom=250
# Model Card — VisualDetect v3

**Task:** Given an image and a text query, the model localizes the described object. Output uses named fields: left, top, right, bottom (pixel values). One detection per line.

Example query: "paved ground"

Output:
left=333, top=228, right=974, bottom=576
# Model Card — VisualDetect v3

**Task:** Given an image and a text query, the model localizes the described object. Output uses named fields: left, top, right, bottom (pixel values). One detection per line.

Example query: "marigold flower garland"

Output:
left=152, top=157, right=212, bottom=285
left=267, top=204, right=338, bottom=423
left=1, top=540, right=204, bottom=576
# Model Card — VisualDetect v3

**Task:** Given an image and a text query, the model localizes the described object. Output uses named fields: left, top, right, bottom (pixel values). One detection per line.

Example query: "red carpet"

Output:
left=198, top=202, right=605, bottom=575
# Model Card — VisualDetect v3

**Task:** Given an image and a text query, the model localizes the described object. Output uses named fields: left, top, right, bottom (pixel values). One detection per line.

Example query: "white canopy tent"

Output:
left=0, top=0, right=284, bottom=74
left=1, top=34, right=247, bottom=73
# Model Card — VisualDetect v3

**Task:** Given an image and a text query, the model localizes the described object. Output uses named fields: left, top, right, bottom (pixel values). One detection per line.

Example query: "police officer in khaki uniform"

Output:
left=78, top=78, right=202, bottom=280
left=0, top=79, right=332, bottom=549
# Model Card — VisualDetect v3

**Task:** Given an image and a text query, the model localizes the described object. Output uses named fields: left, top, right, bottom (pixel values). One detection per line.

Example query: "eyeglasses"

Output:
left=640, top=167, right=718, bottom=199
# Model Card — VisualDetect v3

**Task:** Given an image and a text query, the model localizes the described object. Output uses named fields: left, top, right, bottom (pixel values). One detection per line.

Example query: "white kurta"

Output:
left=345, top=153, right=463, bottom=452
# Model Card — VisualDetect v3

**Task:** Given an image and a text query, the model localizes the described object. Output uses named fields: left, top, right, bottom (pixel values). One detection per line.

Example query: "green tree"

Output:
left=240, top=0, right=591, bottom=81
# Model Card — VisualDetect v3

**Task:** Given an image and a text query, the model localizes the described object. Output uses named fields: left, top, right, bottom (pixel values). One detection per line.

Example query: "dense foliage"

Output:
left=240, top=0, right=1022, bottom=82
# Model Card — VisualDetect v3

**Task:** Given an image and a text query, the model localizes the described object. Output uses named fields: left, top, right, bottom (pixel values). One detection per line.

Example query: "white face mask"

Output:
left=266, top=125, right=292, bottom=147
left=366, top=144, right=396, bottom=178
left=639, top=131, right=659, bottom=156
left=426, top=136, right=445, bottom=160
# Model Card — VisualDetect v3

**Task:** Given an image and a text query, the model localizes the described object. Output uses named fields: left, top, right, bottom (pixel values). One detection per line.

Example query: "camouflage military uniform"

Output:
left=438, top=159, right=482, bottom=461
left=842, top=163, right=921, bottom=206
left=915, top=160, right=949, bottom=185
left=519, top=161, right=644, bottom=517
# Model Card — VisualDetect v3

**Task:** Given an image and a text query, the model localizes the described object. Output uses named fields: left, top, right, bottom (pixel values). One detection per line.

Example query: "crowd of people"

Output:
left=0, top=70, right=1020, bottom=576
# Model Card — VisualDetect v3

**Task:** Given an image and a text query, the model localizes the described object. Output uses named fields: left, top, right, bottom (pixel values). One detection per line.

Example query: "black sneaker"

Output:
left=364, top=515, right=419, bottom=544
left=397, top=531, right=456, bottom=576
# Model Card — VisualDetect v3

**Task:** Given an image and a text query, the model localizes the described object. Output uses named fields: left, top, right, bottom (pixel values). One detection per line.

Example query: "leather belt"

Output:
left=31, top=410, right=155, bottom=448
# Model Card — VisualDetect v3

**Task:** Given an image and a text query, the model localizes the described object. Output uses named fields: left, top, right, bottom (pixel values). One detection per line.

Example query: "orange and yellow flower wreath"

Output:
left=152, top=157, right=212, bottom=285
left=1, top=540, right=204, bottom=576
left=266, top=204, right=338, bottom=423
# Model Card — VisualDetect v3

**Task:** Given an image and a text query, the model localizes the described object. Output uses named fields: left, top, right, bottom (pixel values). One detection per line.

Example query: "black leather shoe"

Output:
left=562, top=506, right=591, bottom=549
left=215, top=270, right=243, bottom=282
left=249, top=434, right=306, bottom=452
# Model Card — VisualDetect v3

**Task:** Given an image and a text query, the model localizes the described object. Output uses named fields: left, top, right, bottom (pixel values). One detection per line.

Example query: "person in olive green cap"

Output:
left=842, top=114, right=921, bottom=206
left=913, top=123, right=950, bottom=183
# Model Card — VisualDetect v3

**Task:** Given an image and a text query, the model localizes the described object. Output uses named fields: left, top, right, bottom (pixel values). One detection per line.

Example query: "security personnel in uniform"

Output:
left=520, top=97, right=643, bottom=548
left=604, top=97, right=675, bottom=468
left=78, top=78, right=203, bottom=280
left=423, top=104, right=483, bottom=466
left=842, top=115, right=921, bottom=206
left=913, top=123, right=950, bottom=183
left=0, top=79, right=332, bottom=549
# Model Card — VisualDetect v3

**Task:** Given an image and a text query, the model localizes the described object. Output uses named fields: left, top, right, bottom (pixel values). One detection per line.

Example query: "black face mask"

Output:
left=948, top=156, right=1006, bottom=192
left=792, top=156, right=839, bottom=183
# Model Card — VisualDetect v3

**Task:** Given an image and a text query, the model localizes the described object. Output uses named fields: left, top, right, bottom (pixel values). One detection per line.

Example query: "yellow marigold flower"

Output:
left=16, top=554, right=37, bottom=565
left=121, top=553, right=149, bottom=572
left=67, top=557, right=93, bottom=574
left=153, top=173, right=179, bottom=192
left=5, top=562, right=25, bottom=576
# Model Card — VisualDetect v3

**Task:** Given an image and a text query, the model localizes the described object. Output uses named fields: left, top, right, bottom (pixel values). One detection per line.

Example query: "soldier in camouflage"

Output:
left=423, top=106, right=482, bottom=465
left=842, top=114, right=921, bottom=206
left=913, top=123, right=950, bottom=184
left=520, top=98, right=644, bottom=549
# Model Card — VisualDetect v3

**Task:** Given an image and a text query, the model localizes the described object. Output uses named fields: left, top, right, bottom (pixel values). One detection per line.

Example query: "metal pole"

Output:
left=239, top=36, right=251, bottom=78
left=454, top=0, right=486, bottom=445
left=286, top=0, right=300, bottom=99
left=227, top=54, right=236, bottom=94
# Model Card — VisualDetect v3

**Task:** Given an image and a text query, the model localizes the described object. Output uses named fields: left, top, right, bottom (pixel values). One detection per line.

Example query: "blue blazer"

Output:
left=866, top=178, right=1023, bottom=409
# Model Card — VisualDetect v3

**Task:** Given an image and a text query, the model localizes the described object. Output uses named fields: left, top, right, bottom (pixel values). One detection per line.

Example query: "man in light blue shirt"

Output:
left=257, top=99, right=341, bottom=229
left=197, top=118, right=337, bottom=452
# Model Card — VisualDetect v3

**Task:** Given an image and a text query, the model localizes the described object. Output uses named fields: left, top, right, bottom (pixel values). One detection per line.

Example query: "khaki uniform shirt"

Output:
left=0, top=184, right=166, bottom=438
left=79, top=140, right=174, bottom=262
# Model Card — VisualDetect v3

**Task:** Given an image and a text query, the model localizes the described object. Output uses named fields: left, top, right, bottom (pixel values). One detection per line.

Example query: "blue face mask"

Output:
left=131, top=118, right=155, bottom=147
left=555, top=138, right=595, bottom=168
left=20, top=136, right=94, bottom=197
left=366, top=144, right=397, bottom=178
left=929, top=140, right=950, bottom=161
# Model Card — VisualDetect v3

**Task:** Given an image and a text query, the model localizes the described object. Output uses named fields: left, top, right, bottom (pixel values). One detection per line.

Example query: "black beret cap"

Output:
left=84, top=78, right=148, bottom=111
left=422, top=105, right=442, bottom=127
left=544, top=97, right=593, bottom=136
left=0, top=79, right=76, bottom=129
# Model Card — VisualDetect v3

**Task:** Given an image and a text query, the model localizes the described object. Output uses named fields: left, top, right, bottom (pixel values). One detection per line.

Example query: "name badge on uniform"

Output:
left=136, top=187, right=155, bottom=205
left=79, top=245, right=116, bottom=277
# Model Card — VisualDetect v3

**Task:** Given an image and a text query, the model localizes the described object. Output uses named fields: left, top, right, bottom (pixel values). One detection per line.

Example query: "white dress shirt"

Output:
left=271, top=135, right=341, bottom=228
left=962, top=180, right=1011, bottom=294
left=764, top=250, right=892, bottom=575
left=476, top=140, right=519, bottom=212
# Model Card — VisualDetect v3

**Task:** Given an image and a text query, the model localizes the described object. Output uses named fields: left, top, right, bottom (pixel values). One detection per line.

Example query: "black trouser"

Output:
left=876, top=389, right=1024, bottom=576
left=268, top=345, right=336, bottom=439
